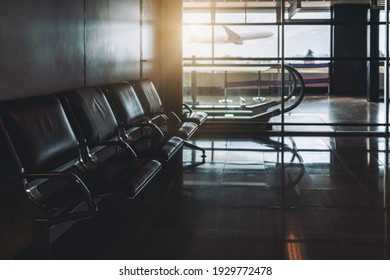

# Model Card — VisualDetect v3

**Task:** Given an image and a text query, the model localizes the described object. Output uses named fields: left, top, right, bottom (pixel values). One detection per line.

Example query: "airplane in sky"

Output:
left=188, top=25, right=274, bottom=45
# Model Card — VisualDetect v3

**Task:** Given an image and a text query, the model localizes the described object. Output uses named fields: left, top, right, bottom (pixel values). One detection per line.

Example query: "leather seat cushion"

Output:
left=176, top=122, right=198, bottom=140
left=87, top=159, right=161, bottom=198
left=134, top=136, right=183, bottom=162
left=184, top=111, right=208, bottom=125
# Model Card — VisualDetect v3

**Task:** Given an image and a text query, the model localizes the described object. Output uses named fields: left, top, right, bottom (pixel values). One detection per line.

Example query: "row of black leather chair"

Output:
left=0, top=79, right=207, bottom=258
left=130, top=80, right=207, bottom=157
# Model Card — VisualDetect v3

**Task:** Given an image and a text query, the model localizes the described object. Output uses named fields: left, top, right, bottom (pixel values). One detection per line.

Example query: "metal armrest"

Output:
left=182, top=103, right=194, bottom=114
left=13, top=172, right=98, bottom=215
left=97, top=140, right=138, bottom=159
left=141, top=122, right=165, bottom=137
left=168, top=111, right=183, bottom=124
left=124, top=122, right=165, bottom=138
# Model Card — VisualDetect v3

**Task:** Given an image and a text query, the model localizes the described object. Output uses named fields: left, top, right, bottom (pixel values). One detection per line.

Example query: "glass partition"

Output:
left=182, top=0, right=390, bottom=137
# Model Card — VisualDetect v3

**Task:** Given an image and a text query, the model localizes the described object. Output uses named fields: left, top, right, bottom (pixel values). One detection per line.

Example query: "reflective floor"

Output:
left=178, top=136, right=390, bottom=259
left=46, top=95, right=390, bottom=260
left=46, top=134, right=390, bottom=260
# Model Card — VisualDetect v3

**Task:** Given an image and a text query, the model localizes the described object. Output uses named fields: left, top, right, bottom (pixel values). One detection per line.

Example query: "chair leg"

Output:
left=183, top=140, right=206, bottom=159
left=182, top=141, right=206, bottom=169
left=33, top=218, right=51, bottom=259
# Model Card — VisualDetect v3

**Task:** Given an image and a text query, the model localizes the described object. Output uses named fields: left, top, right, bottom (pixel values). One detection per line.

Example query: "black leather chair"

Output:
left=182, top=103, right=208, bottom=125
left=0, top=94, right=161, bottom=258
left=58, top=86, right=182, bottom=228
left=99, top=82, right=183, bottom=163
left=131, top=79, right=206, bottom=160
left=57, top=87, right=137, bottom=165
left=61, top=86, right=183, bottom=164
left=0, top=95, right=97, bottom=216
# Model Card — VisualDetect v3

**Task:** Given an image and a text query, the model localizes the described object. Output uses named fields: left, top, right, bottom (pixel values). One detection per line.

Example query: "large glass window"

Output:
left=183, top=9, right=211, bottom=23
left=183, top=25, right=213, bottom=58
left=215, top=8, right=247, bottom=23
left=247, top=9, right=277, bottom=23
left=213, top=25, right=279, bottom=58
left=284, top=25, right=330, bottom=58
left=182, top=1, right=331, bottom=113
left=182, top=0, right=388, bottom=136
left=287, top=11, right=331, bottom=20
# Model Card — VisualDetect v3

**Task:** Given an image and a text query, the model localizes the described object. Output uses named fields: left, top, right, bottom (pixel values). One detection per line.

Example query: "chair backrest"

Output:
left=101, top=82, right=146, bottom=129
left=131, top=79, right=164, bottom=117
left=0, top=95, right=80, bottom=173
left=59, top=87, right=119, bottom=149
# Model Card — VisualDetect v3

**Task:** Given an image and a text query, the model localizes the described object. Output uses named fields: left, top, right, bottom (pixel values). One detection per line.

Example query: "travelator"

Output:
left=183, top=63, right=305, bottom=132
left=184, top=64, right=307, bottom=188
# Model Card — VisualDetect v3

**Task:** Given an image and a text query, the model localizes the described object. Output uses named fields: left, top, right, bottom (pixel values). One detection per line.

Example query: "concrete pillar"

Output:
left=161, top=0, right=183, bottom=114
left=332, top=4, right=369, bottom=97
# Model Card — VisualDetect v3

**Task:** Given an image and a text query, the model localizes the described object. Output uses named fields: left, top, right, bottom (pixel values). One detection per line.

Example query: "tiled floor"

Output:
left=47, top=95, right=390, bottom=260
left=46, top=135, right=390, bottom=260
left=168, top=136, right=388, bottom=260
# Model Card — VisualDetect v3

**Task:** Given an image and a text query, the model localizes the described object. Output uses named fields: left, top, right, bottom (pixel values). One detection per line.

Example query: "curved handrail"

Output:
left=249, top=64, right=305, bottom=119
left=283, top=64, right=305, bottom=113
left=183, top=63, right=306, bottom=120
left=249, top=64, right=304, bottom=110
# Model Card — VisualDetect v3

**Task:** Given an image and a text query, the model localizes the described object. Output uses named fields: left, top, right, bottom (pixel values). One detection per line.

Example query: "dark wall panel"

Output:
left=141, top=0, right=162, bottom=90
left=0, top=0, right=85, bottom=101
left=85, top=0, right=141, bottom=86
left=0, top=0, right=146, bottom=258
left=0, top=0, right=143, bottom=101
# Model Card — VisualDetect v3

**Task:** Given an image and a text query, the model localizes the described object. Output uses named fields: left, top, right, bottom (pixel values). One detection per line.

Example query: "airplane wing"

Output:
left=223, top=26, right=243, bottom=45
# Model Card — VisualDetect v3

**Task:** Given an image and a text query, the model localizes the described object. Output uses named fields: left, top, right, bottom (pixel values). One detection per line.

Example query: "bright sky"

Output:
left=183, top=10, right=387, bottom=59
left=183, top=25, right=331, bottom=59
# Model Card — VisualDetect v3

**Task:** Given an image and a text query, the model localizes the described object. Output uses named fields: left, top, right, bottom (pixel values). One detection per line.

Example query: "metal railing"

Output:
left=183, top=63, right=305, bottom=120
